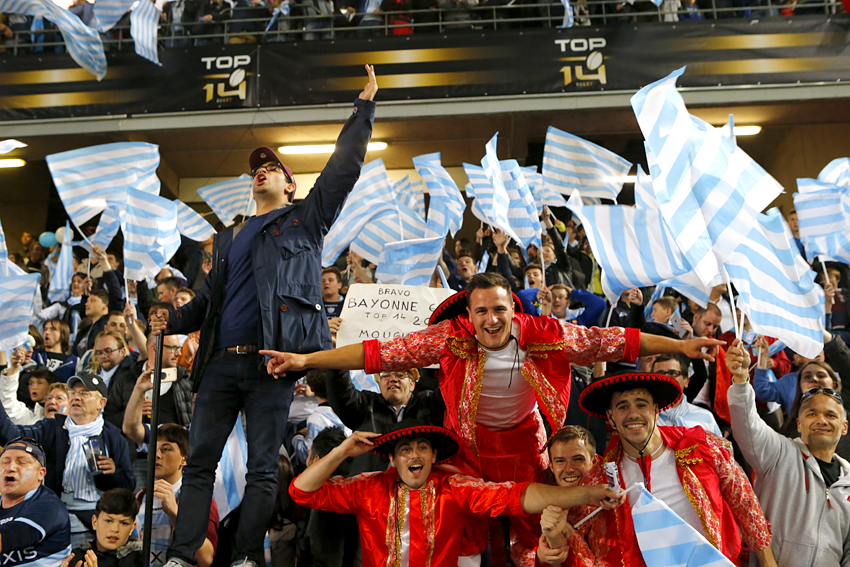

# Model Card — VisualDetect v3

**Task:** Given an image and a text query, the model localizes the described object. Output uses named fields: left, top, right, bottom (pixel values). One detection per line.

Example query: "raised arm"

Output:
left=292, top=430, right=379, bottom=492
left=520, top=483, right=623, bottom=515
left=122, top=371, right=152, bottom=446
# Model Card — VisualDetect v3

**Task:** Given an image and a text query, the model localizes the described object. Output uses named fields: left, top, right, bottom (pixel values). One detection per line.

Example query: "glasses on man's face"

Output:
left=68, top=390, right=96, bottom=400
left=95, top=347, right=122, bottom=357
left=800, top=387, right=844, bottom=406
left=45, top=394, right=69, bottom=402
left=163, top=345, right=181, bottom=354
left=655, top=369, right=683, bottom=378
left=380, top=372, right=409, bottom=381
left=252, top=163, right=285, bottom=178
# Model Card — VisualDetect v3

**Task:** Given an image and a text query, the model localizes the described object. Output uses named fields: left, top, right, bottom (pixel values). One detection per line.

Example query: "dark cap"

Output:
left=369, top=419, right=461, bottom=464
left=68, top=372, right=108, bottom=398
left=1, top=437, right=46, bottom=467
left=579, top=372, right=683, bottom=419
left=248, top=146, right=296, bottom=188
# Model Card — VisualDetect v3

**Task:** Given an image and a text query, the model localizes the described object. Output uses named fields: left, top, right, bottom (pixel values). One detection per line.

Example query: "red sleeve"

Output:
left=447, top=475, right=530, bottom=518
left=371, top=320, right=452, bottom=373
left=289, top=473, right=376, bottom=514
left=558, top=324, right=632, bottom=365
left=363, top=339, right=382, bottom=374
left=206, top=497, right=220, bottom=553
left=623, top=328, right=640, bottom=363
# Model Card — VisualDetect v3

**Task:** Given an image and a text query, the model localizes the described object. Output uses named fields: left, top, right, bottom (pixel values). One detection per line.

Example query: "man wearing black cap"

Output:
left=560, top=372, right=776, bottom=567
left=0, top=438, right=72, bottom=565
left=289, top=420, right=624, bottom=567
left=150, top=65, right=378, bottom=567
left=0, top=372, right=134, bottom=546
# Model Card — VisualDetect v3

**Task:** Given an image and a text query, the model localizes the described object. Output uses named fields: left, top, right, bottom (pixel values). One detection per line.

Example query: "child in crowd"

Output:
left=66, top=488, right=143, bottom=567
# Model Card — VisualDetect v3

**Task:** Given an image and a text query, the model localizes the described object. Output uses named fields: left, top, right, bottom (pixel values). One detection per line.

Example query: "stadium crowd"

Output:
left=0, top=0, right=843, bottom=54
left=2, top=68, right=850, bottom=567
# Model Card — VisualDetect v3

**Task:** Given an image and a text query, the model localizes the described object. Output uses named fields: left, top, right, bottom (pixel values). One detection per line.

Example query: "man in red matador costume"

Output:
left=261, top=273, right=723, bottom=565
left=289, top=419, right=625, bottom=567
left=554, top=371, right=778, bottom=567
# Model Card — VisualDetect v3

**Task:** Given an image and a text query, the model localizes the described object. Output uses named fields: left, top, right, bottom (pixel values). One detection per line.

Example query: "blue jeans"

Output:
left=167, top=350, right=295, bottom=565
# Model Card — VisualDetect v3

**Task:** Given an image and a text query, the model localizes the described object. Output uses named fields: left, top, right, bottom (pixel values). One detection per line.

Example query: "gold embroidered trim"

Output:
left=526, top=341, right=566, bottom=359
left=385, top=483, right=401, bottom=567
left=420, top=481, right=436, bottom=567
left=459, top=351, right=486, bottom=456
left=681, top=467, right=720, bottom=550
left=520, top=362, right=566, bottom=427
left=446, top=336, right=476, bottom=359
left=675, top=445, right=704, bottom=467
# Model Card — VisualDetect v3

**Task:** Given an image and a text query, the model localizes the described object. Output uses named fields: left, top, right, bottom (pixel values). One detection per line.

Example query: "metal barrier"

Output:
left=0, top=0, right=842, bottom=55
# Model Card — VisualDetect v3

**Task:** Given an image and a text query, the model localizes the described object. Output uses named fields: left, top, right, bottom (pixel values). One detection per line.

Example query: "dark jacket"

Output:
left=71, top=539, right=143, bottom=567
left=168, top=99, right=375, bottom=389
left=325, top=369, right=445, bottom=475
left=73, top=269, right=125, bottom=357
left=0, top=411, right=135, bottom=499
left=104, top=360, right=192, bottom=444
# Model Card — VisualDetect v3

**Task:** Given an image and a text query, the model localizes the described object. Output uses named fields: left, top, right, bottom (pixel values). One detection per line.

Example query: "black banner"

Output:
left=1, top=16, right=849, bottom=121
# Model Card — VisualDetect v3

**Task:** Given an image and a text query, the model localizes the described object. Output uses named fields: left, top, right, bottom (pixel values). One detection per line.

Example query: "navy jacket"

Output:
left=169, top=98, right=376, bottom=388
left=0, top=409, right=135, bottom=501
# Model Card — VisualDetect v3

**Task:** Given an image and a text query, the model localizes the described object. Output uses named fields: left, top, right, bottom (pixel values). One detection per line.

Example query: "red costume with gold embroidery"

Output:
left=362, top=314, right=640, bottom=565
left=289, top=467, right=529, bottom=567
left=566, top=425, right=772, bottom=567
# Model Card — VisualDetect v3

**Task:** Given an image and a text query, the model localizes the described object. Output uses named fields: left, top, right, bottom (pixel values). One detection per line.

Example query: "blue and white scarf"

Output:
left=63, top=415, right=104, bottom=502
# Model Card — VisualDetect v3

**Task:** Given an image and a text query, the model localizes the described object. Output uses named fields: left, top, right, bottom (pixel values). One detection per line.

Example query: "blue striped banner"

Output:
left=46, top=142, right=161, bottom=228
left=632, top=67, right=783, bottom=287
left=0, top=272, right=41, bottom=351
left=123, top=189, right=180, bottom=281
left=727, top=208, right=825, bottom=358
left=632, top=484, right=735, bottom=567
left=214, top=415, right=249, bottom=520
left=542, top=125, right=632, bottom=201
left=91, top=206, right=124, bottom=250
left=819, top=157, right=850, bottom=189
left=501, top=159, right=542, bottom=249
left=350, top=199, right=426, bottom=265
left=414, top=153, right=466, bottom=239
left=323, top=159, right=396, bottom=266
left=93, top=0, right=135, bottom=30
left=174, top=200, right=216, bottom=242
left=793, top=179, right=847, bottom=262
left=395, top=175, right=426, bottom=220
left=464, top=158, right=519, bottom=244
left=196, top=174, right=255, bottom=227
left=130, top=0, right=161, bottom=65
left=0, top=0, right=106, bottom=79
left=375, top=235, right=446, bottom=286
left=48, top=222, right=74, bottom=303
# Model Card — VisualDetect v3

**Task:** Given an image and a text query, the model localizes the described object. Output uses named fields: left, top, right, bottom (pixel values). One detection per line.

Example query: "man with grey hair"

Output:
left=727, top=339, right=850, bottom=566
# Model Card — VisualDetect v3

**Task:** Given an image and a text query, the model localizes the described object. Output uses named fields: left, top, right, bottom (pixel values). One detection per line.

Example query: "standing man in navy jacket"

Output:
left=150, top=65, right=378, bottom=567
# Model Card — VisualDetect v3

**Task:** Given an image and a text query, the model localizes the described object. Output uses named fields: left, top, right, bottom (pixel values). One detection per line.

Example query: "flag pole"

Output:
left=723, top=269, right=740, bottom=339
left=141, top=332, right=165, bottom=567
left=574, top=483, right=641, bottom=528
left=437, top=266, right=450, bottom=290
left=820, top=255, right=830, bottom=288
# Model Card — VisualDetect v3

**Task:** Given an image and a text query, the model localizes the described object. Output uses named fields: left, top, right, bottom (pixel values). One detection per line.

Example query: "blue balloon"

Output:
left=39, top=231, right=57, bottom=248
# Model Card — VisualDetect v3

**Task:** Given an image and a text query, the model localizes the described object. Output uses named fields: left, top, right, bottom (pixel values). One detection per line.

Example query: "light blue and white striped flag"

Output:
left=793, top=179, right=848, bottom=263
left=350, top=370, right=381, bottom=393
left=644, top=285, right=666, bottom=321
left=727, top=209, right=825, bottom=358
left=502, top=159, right=542, bottom=249
left=213, top=415, right=249, bottom=520
left=196, top=174, right=256, bottom=228
left=0, top=272, right=41, bottom=351
left=0, top=214, right=7, bottom=273
left=47, top=142, right=161, bottom=228
left=93, top=0, right=134, bottom=30
left=632, top=67, right=783, bottom=286
left=375, top=235, right=446, bottom=286
left=91, top=206, right=124, bottom=250
left=558, top=0, right=574, bottom=27
left=0, top=0, right=106, bottom=79
left=526, top=168, right=568, bottom=213
left=0, top=140, right=26, bottom=154
left=414, top=153, right=466, bottom=238
left=819, top=157, right=850, bottom=189
left=123, top=189, right=180, bottom=281
left=566, top=176, right=691, bottom=304
left=464, top=161, right=520, bottom=244
left=130, top=0, right=161, bottom=65
left=174, top=200, right=216, bottom=242
left=395, top=176, right=426, bottom=220
left=323, top=159, right=397, bottom=266
left=542, top=126, right=632, bottom=201
left=350, top=198, right=427, bottom=265
left=48, top=222, right=74, bottom=303
left=632, top=484, right=735, bottom=567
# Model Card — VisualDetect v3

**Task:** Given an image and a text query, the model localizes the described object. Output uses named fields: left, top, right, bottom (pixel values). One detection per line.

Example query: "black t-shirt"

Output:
left=324, top=297, right=344, bottom=319
left=815, top=456, right=842, bottom=487
left=0, top=485, right=71, bottom=565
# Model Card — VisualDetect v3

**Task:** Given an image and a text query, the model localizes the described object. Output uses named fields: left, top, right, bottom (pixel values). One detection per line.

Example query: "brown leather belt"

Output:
left=225, top=344, right=259, bottom=354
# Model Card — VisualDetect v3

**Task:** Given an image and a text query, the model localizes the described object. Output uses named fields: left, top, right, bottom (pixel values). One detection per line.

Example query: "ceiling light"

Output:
left=732, top=125, right=761, bottom=136
left=279, top=142, right=387, bottom=155
left=0, top=159, right=26, bottom=169
left=620, top=175, right=637, bottom=184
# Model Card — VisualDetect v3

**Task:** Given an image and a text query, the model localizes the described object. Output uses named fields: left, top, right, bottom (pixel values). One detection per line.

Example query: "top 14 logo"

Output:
left=554, top=38, right=607, bottom=87
left=201, top=55, right=251, bottom=103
